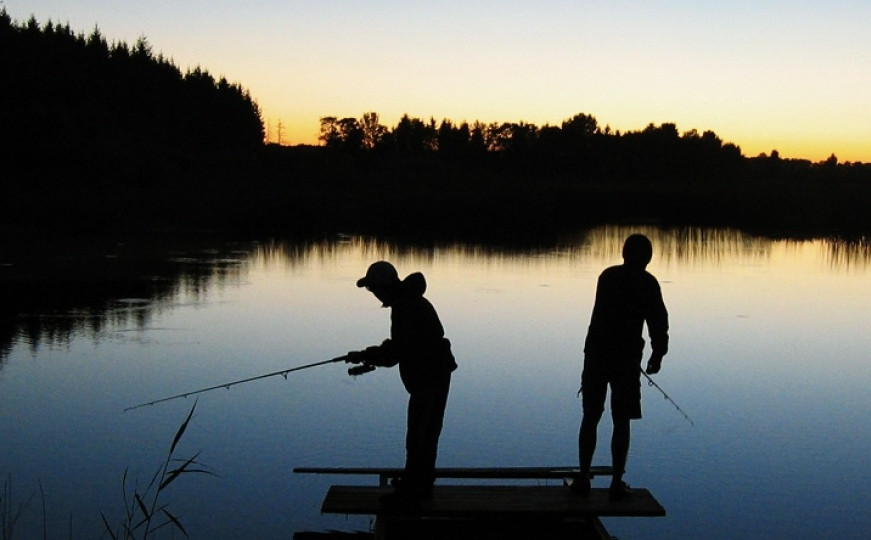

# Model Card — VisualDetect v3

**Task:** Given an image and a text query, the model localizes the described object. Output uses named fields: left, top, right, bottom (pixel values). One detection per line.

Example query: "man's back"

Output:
left=584, top=264, right=669, bottom=360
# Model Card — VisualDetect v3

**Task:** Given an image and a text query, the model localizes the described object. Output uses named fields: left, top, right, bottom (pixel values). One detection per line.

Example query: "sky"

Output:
left=6, top=1, right=871, bottom=162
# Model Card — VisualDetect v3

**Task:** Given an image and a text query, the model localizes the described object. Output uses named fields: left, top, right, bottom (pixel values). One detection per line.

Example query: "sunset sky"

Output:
left=7, top=1, right=871, bottom=162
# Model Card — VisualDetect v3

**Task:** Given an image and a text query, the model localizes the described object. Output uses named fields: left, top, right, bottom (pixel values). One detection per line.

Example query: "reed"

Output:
left=0, top=475, right=42, bottom=540
left=1, top=476, right=23, bottom=540
left=100, top=402, right=213, bottom=539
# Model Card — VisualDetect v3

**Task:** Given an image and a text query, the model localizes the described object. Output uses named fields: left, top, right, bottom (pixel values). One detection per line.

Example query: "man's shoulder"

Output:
left=599, top=264, right=623, bottom=277
left=600, top=265, right=660, bottom=286
left=600, top=264, right=651, bottom=277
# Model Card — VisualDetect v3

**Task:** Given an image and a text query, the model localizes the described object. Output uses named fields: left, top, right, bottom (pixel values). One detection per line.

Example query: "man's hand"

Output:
left=346, top=350, right=367, bottom=364
left=347, top=346, right=380, bottom=365
left=348, top=363, right=376, bottom=376
left=646, top=355, right=663, bottom=375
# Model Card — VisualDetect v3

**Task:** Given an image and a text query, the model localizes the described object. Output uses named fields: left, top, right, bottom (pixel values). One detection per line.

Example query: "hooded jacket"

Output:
left=368, top=272, right=457, bottom=393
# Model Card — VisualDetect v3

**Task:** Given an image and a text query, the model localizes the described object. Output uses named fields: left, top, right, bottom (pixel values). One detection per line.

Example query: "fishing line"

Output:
left=641, top=370, right=694, bottom=426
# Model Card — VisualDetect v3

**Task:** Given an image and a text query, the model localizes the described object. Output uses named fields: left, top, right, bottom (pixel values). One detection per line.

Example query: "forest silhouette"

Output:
left=3, top=11, right=871, bottom=243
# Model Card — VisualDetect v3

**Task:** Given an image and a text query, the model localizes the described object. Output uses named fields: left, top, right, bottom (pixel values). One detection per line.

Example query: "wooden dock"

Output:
left=294, top=465, right=615, bottom=486
left=294, top=466, right=665, bottom=540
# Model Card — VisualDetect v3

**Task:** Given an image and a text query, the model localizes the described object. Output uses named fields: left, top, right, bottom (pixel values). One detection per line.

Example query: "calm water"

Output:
left=2, top=226, right=870, bottom=539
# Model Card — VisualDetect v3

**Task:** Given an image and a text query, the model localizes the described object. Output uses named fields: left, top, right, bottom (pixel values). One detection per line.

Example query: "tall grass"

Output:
left=101, top=402, right=212, bottom=539
left=1, top=476, right=28, bottom=540
left=0, top=475, right=44, bottom=540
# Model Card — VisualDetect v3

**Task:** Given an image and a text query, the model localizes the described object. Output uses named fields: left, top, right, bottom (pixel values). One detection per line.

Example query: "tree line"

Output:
left=317, top=111, right=871, bottom=180
left=0, top=11, right=264, bottom=163
left=1, top=11, right=263, bottom=229
left=318, top=112, right=748, bottom=182
left=305, top=111, right=871, bottom=239
left=2, top=10, right=870, bottom=241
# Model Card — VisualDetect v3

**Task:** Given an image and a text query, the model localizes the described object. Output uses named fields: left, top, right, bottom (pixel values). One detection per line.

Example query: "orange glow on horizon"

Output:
left=8, top=1, right=870, bottom=164
left=262, top=111, right=869, bottom=164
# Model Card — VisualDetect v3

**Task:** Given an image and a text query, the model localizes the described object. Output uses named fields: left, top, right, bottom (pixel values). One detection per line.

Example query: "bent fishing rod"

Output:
left=125, top=354, right=375, bottom=412
left=641, top=369, right=694, bottom=426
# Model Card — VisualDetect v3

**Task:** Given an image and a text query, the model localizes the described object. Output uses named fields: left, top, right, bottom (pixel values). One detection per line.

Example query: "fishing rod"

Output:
left=641, top=369, right=694, bottom=426
left=125, top=354, right=372, bottom=412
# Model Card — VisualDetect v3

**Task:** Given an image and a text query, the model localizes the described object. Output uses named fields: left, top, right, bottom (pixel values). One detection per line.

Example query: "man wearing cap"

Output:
left=575, top=234, right=669, bottom=500
left=349, top=261, right=457, bottom=504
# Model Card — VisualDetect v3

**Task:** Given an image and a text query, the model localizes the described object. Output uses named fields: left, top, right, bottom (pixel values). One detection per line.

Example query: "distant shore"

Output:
left=4, top=12, right=869, bottom=244
left=4, top=143, right=871, bottom=244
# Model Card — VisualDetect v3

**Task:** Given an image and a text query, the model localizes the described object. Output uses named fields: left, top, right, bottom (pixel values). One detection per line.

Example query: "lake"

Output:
left=2, top=225, right=870, bottom=539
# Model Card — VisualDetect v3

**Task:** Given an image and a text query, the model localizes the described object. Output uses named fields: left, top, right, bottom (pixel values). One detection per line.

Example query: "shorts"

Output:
left=581, top=359, right=642, bottom=419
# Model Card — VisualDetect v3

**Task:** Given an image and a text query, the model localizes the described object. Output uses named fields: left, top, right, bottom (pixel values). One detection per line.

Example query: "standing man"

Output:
left=348, top=261, right=457, bottom=505
left=576, top=234, right=669, bottom=500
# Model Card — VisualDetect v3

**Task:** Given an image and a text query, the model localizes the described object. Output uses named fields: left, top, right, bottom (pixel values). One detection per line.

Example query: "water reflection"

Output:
left=2, top=225, right=870, bottom=540
left=3, top=227, right=870, bottom=363
left=825, top=236, right=871, bottom=269
left=255, top=227, right=781, bottom=270
left=0, top=237, right=248, bottom=361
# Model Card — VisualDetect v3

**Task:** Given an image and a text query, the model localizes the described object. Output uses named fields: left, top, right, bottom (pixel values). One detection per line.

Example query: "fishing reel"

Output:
left=348, top=364, right=376, bottom=376
left=345, top=348, right=378, bottom=377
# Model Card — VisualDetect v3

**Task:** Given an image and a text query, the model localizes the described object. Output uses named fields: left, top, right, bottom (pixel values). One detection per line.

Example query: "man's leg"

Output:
left=579, top=409, right=602, bottom=468
left=611, top=415, right=630, bottom=486
left=403, top=391, right=424, bottom=489
left=417, top=375, right=450, bottom=490
left=608, top=366, right=640, bottom=500
left=577, top=365, right=606, bottom=495
left=403, top=375, right=450, bottom=495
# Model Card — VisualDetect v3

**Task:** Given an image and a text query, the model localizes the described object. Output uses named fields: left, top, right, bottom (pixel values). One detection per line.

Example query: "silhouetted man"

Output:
left=575, top=234, right=669, bottom=500
left=348, top=261, right=457, bottom=505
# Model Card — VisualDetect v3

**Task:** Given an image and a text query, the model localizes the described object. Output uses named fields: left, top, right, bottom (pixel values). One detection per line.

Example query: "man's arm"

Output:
left=646, top=280, right=669, bottom=374
left=347, top=339, right=400, bottom=368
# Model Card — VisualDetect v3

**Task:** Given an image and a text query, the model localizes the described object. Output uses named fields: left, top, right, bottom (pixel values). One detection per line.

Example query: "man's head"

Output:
left=357, top=261, right=400, bottom=305
left=622, top=234, right=653, bottom=269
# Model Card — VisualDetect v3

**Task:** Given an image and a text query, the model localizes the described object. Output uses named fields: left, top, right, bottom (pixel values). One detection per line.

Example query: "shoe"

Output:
left=609, top=481, right=632, bottom=501
left=570, top=474, right=591, bottom=496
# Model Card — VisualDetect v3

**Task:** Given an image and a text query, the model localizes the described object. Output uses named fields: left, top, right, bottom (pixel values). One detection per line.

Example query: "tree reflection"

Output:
left=825, top=237, right=871, bottom=270
left=3, top=229, right=870, bottom=363
left=0, top=236, right=248, bottom=362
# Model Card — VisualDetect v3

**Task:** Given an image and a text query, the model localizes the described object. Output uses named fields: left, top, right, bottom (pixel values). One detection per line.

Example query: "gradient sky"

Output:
left=6, top=1, right=871, bottom=162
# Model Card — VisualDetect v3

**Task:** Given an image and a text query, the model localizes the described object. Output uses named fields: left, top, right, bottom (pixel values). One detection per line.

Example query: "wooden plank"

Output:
left=321, top=485, right=666, bottom=518
left=294, top=466, right=613, bottom=480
